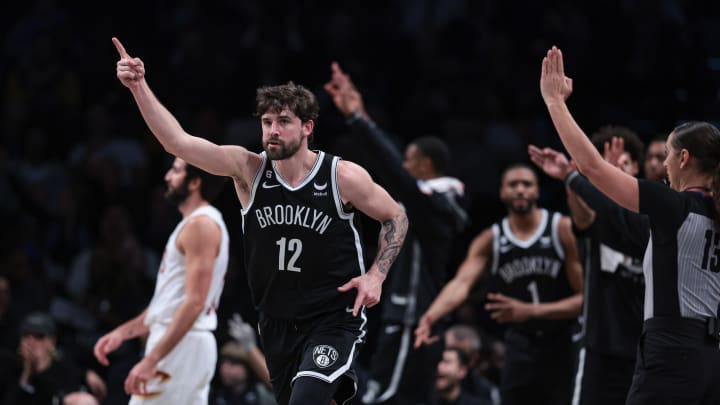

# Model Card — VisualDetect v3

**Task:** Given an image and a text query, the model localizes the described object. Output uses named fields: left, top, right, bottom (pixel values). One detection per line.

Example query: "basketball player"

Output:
left=93, top=157, right=229, bottom=404
left=541, top=45, right=720, bottom=404
left=111, top=38, right=408, bottom=405
left=325, top=62, right=468, bottom=405
left=414, top=164, right=584, bottom=405
left=529, top=136, right=648, bottom=405
left=643, top=135, right=667, bottom=182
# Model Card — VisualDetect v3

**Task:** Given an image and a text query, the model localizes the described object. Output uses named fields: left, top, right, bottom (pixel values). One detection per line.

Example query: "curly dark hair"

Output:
left=255, top=82, right=319, bottom=123
left=590, top=125, right=645, bottom=164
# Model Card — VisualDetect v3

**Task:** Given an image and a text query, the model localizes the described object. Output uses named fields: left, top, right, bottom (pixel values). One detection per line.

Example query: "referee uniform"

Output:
left=626, top=180, right=720, bottom=404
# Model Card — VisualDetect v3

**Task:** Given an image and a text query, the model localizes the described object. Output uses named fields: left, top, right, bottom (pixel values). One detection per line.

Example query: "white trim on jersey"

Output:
left=490, top=224, right=501, bottom=275
left=272, top=151, right=325, bottom=191
left=571, top=347, right=586, bottom=405
left=501, top=209, right=548, bottom=248
left=240, top=152, right=268, bottom=219
left=372, top=324, right=412, bottom=403
left=292, top=308, right=368, bottom=383
left=643, top=238, right=654, bottom=320
left=331, top=156, right=367, bottom=275
left=550, top=212, right=566, bottom=260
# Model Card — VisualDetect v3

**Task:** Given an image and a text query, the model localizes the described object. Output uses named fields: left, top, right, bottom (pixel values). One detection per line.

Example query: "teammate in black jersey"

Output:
left=325, top=63, right=469, bottom=405
left=530, top=134, right=648, bottom=405
left=414, top=164, right=584, bottom=405
left=112, top=38, right=408, bottom=405
left=541, top=46, right=720, bottom=404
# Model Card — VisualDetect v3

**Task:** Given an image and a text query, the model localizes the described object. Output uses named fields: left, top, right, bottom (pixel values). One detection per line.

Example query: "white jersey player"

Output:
left=94, top=157, right=229, bottom=404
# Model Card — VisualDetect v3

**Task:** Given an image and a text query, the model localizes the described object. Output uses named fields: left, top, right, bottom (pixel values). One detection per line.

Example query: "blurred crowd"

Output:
left=2, top=0, right=720, bottom=404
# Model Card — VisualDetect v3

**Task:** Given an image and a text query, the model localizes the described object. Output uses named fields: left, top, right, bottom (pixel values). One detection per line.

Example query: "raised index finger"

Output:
left=112, top=37, right=131, bottom=59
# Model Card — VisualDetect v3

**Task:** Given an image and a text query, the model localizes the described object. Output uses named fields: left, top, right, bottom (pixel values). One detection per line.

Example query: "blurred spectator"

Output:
left=66, top=204, right=157, bottom=330
left=445, top=325, right=500, bottom=405
left=0, top=312, right=105, bottom=404
left=211, top=341, right=277, bottom=405
left=436, top=347, right=489, bottom=405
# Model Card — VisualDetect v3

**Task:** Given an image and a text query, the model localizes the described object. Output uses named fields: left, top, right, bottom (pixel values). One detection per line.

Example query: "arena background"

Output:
left=2, top=0, right=720, bottom=403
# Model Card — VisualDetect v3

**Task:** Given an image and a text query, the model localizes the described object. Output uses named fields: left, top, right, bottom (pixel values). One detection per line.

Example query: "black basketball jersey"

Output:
left=568, top=174, right=647, bottom=359
left=489, top=209, right=575, bottom=337
left=241, top=151, right=365, bottom=320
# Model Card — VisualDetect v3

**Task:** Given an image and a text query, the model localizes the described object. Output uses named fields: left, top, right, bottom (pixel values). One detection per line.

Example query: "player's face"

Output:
left=164, top=158, right=191, bottom=205
left=617, top=152, right=639, bottom=176
left=403, top=143, right=427, bottom=180
left=644, top=140, right=667, bottom=181
left=261, top=109, right=311, bottom=160
left=219, top=358, right=249, bottom=386
left=436, top=350, right=464, bottom=393
left=500, top=168, right=539, bottom=215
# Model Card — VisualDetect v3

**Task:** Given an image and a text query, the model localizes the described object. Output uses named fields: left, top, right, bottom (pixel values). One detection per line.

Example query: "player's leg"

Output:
left=128, top=328, right=216, bottom=405
left=290, top=308, right=366, bottom=405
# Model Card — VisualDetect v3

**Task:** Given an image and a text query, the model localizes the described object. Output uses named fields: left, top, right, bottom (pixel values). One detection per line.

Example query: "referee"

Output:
left=541, top=46, right=720, bottom=404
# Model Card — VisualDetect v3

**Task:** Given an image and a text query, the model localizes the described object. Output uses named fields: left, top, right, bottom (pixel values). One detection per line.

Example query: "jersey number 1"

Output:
left=277, top=237, right=302, bottom=272
left=701, top=229, right=720, bottom=273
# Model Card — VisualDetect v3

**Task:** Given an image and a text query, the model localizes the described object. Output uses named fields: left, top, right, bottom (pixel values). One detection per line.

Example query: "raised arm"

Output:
left=112, top=37, right=260, bottom=183
left=336, top=160, right=408, bottom=316
left=414, top=228, right=493, bottom=348
left=326, top=62, right=466, bottom=239
left=540, top=46, right=639, bottom=211
left=546, top=216, right=583, bottom=316
left=123, top=215, right=221, bottom=395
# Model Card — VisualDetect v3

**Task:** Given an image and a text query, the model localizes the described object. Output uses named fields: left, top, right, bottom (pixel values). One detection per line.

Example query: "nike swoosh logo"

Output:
left=345, top=306, right=354, bottom=313
left=499, top=245, right=514, bottom=254
left=262, top=181, right=281, bottom=189
left=314, top=182, right=328, bottom=191
left=384, top=325, right=401, bottom=334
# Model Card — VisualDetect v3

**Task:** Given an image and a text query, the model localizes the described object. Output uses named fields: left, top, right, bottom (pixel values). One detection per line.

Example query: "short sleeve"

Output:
left=638, top=179, right=686, bottom=233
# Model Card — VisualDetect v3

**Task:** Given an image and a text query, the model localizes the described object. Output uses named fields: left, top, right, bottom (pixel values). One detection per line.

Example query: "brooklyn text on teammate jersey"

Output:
left=497, top=256, right=563, bottom=283
left=253, top=204, right=333, bottom=234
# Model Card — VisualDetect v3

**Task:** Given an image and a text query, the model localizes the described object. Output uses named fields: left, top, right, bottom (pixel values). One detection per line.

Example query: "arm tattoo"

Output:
left=375, top=213, right=409, bottom=274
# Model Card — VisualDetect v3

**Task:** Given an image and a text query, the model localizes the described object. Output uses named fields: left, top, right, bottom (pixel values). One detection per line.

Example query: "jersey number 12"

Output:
left=276, top=237, right=302, bottom=272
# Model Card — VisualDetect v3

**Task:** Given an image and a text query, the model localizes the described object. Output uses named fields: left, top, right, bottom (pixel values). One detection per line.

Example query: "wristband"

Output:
left=564, top=170, right=580, bottom=188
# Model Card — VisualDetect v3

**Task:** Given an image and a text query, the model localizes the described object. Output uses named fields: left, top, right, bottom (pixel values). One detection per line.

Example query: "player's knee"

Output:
left=64, top=391, right=99, bottom=405
left=289, top=376, right=338, bottom=405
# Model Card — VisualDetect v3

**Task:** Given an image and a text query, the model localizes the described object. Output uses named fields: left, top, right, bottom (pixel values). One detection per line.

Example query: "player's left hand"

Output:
left=124, top=356, right=157, bottom=396
left=338, top=270, right=385, bottom=316
left=528, top=145, right=572, bottom=181
left=485, top=293, right=535, bottom=323
left=603, top=136, right=626, bottom=168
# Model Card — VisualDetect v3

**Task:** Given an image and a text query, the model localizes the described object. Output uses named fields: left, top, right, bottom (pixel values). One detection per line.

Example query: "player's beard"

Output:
left=264, top=136, right=302, bottom=160
left=502, top=197, right=537, bottom=216
left=165, top=179, right=191, bottom=206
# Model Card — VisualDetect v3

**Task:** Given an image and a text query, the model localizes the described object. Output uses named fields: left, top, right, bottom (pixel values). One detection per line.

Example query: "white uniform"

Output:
left=130, top=205, right=229, bottom=405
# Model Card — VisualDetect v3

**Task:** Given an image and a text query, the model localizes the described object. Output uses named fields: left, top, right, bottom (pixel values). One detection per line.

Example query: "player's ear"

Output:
left=189, top=177, right=202, bottom=192
left=302, top=120, right=314, bottom=137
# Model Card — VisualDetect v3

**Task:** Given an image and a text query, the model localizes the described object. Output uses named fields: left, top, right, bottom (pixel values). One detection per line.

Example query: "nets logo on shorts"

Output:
left=312, top=344, right=339, bottom=368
